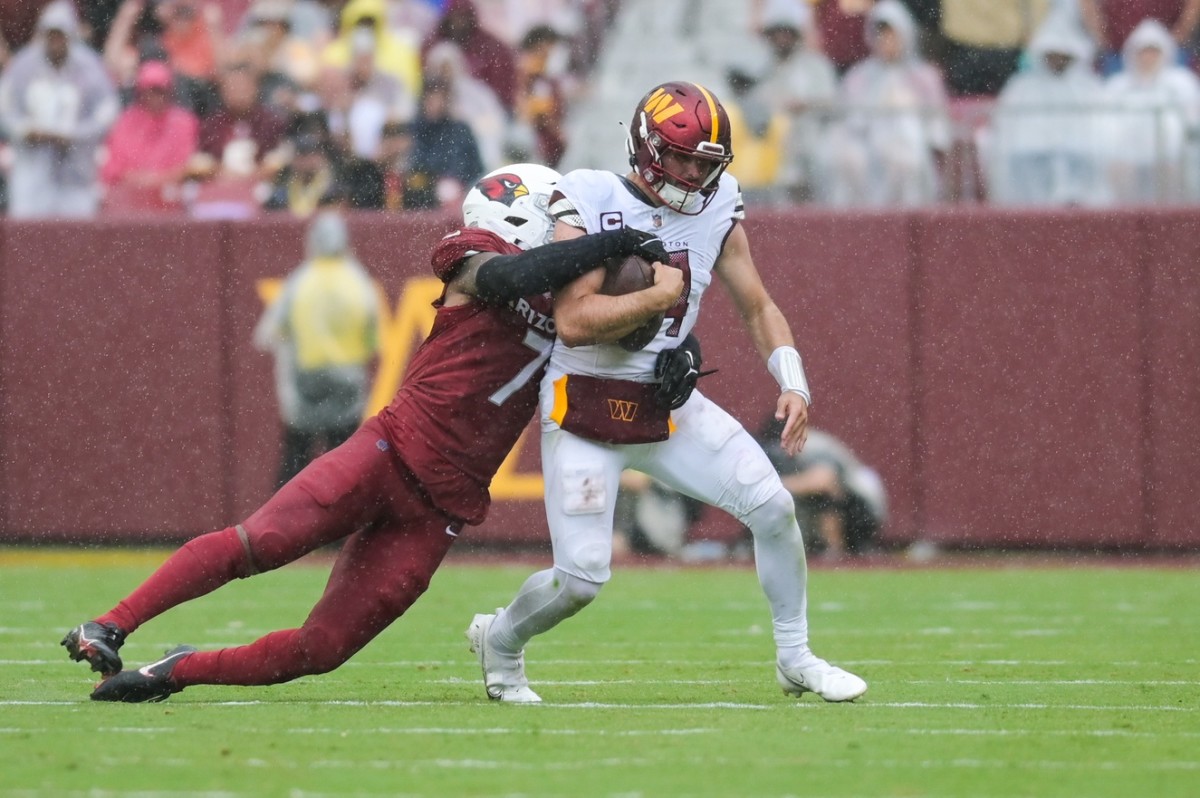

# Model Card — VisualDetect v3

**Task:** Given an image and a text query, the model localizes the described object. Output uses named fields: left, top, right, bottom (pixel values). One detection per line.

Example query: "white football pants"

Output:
left=537, top=389, right=811, bottom=650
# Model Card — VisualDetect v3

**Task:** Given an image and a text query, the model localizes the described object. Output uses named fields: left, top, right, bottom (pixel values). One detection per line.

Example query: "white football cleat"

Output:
left=776, top=657, right=868, bottom=703
left=466, top=610, right=542, bottom=704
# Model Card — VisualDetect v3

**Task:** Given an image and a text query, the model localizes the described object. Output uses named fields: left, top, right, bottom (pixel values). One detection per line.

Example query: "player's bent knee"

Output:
left=376, top=570, right=431, bottom=619
left=569, top=538, right=613, bottom=579
left=245, top=529, right=296, bottom=573
left=744, top=488, right=798, bottom=541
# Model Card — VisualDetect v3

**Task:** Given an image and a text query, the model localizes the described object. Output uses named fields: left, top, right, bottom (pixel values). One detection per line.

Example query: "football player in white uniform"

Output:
left=467, top=82, right=867, bottom=704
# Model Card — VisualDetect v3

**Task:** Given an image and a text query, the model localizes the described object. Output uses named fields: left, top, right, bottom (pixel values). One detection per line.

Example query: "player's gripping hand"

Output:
left=654, top=333, right=704, bottom=409
left=619, top=227, right=670, bottom=265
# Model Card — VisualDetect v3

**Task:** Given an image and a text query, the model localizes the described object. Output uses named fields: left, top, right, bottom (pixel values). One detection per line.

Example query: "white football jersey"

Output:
left=549, top=169, right=745, bottom=381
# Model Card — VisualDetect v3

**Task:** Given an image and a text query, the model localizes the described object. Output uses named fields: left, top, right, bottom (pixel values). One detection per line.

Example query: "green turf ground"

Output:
left=1, top=548, right=1197, bottom=798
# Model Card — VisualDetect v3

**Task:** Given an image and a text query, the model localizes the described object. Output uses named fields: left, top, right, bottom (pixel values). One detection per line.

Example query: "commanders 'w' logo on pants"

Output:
left=607, top=399, right=639, bottom=422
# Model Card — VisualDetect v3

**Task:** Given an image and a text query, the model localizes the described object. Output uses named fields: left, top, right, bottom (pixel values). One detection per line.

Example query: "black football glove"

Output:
left=619, top=227, right=670, bottom=265
left=654, top=333, right=706, bottom=409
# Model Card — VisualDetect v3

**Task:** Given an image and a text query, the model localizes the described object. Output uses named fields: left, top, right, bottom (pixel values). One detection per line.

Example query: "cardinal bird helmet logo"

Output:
left=477, top=173, right=528, bottom=206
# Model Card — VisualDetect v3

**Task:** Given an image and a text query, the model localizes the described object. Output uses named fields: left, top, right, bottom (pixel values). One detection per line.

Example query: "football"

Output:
left=599, top=254, right=663, bottom=352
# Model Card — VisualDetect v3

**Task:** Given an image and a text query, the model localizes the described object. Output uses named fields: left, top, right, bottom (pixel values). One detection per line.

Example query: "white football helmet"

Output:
left=462, top=163, right=561, bottom=250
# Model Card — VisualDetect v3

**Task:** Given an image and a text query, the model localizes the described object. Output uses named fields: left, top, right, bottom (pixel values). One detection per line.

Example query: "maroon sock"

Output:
left=172, top=631, right=299, bottom=686
left=171, top=625, right=345, bottom=687
left=97, top=527, right=252, bottom=634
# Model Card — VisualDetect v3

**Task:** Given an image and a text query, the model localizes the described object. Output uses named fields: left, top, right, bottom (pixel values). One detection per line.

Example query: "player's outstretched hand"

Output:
left=619, top=228, right=670, bottom=265
left=775, top=392, right=809, bottom=456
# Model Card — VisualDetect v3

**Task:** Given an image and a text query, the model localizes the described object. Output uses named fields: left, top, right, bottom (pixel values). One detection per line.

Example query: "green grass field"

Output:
left=2, top=548, right=1197, bottom=798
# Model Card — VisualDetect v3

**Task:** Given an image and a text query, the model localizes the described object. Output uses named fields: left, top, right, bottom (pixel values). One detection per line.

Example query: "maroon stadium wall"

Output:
left=1, top=208, right=1197, bottom=550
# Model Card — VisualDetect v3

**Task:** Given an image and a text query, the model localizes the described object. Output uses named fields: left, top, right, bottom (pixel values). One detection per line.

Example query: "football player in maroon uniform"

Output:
left=63, top=163, right=694, bottom=702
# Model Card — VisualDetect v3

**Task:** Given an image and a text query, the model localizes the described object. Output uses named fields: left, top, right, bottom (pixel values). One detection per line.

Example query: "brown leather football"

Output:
left=599, top=254, right=663, bottom=351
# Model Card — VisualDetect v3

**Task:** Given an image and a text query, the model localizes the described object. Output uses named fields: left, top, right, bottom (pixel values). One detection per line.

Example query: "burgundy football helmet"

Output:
left=626, top=81, right=734, bottom=214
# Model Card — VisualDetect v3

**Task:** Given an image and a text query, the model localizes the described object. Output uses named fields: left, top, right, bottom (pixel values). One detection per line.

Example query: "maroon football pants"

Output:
left=98, top=418, right=460, bottom=687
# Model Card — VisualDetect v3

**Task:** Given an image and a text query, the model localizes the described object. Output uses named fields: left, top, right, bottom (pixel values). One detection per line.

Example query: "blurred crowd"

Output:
left=727, top=0, right=1200, bottom=206
left=2, top=0, right=1200, bottom=217
left=0, top=0, right=601, bottom=217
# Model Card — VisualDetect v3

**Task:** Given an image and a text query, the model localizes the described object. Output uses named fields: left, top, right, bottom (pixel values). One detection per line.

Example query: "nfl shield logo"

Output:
left=652, top=213, right=663, bottom=228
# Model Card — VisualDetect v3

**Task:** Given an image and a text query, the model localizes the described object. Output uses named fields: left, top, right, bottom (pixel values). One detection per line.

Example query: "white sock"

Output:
left=745, top=489, right=811, bottom=652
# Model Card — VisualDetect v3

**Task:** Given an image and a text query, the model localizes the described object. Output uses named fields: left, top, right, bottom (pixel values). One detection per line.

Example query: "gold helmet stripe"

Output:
left=692, top=83, right=720, bottom=143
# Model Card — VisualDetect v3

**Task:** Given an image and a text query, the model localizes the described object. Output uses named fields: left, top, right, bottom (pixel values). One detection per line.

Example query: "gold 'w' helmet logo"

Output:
left=643, top=87, right=684, bottom=124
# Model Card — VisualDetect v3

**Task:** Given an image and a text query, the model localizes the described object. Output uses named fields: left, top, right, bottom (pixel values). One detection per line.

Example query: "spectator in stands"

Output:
left=287, top=108, right=387, bottom=210
left=754, top=0, right=839, bottom=203
left=825, top=0, right=949, bottom=207
left=253, top=207, right=382, bottom=489
left=264, top=123, right=385, bottom=214
left=424, top=41, right=508, bottom=171
left=386, top=0, right=442, bottom=42
left=1101, top=19, right=1200, bottom=203
left=375, top=119, right=419, bottom=210
left=0, top=0, right=60, bottom=54
left=471, top=0, right=582, bottom=49
left=722, top=53, right=790, bottom=205
left=263, top=132, right=338, bottom=215
left=103, top=1, right=156, bottom=91
left=810, top=0, right=874, bottom=74
left=422, top=0, right=518, bottom=110
left=195, top=58, right=289, bottom=180
left=757, top=421, right=887, bottom=559
left=103, top=2, right=220, bottom=118
left=1078, top=0, right=1200, bottom=74
left=407, top=78, right=485, bottom=209
left=342, top=44, right=418, bottom=159
left=0, top=1, right=118, bottom=218
left=100, top=60, right=199, bottom=201
left=323, top=0, right=422, bottom=101
left=985, top=18, right=1108, bottom=206
left=237, top=0, right=318, bottom=112
left=157, top=0, right=223, bottom=84
left=77, top=0, right=124, bottom=51
left=314, top=47, right=415, bottom=164
left=938, top=1, right=1057, bottom=96
left=287, top=0, right=341, bottom=44
left=512, top=25, right=570, bottom=168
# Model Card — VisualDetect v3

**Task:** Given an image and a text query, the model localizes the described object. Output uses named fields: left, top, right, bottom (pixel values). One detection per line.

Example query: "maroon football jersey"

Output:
left=375, top=227, right=555, bottom=525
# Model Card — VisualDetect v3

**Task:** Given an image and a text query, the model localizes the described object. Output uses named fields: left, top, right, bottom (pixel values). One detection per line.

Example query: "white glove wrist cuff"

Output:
left=767, top=346, right=811, bottom=406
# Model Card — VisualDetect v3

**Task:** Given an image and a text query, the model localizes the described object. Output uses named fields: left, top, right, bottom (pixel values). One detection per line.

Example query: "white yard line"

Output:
left=286, top=727, right=714, bottom=736
left=3, top=698, right=1193, bottom=712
